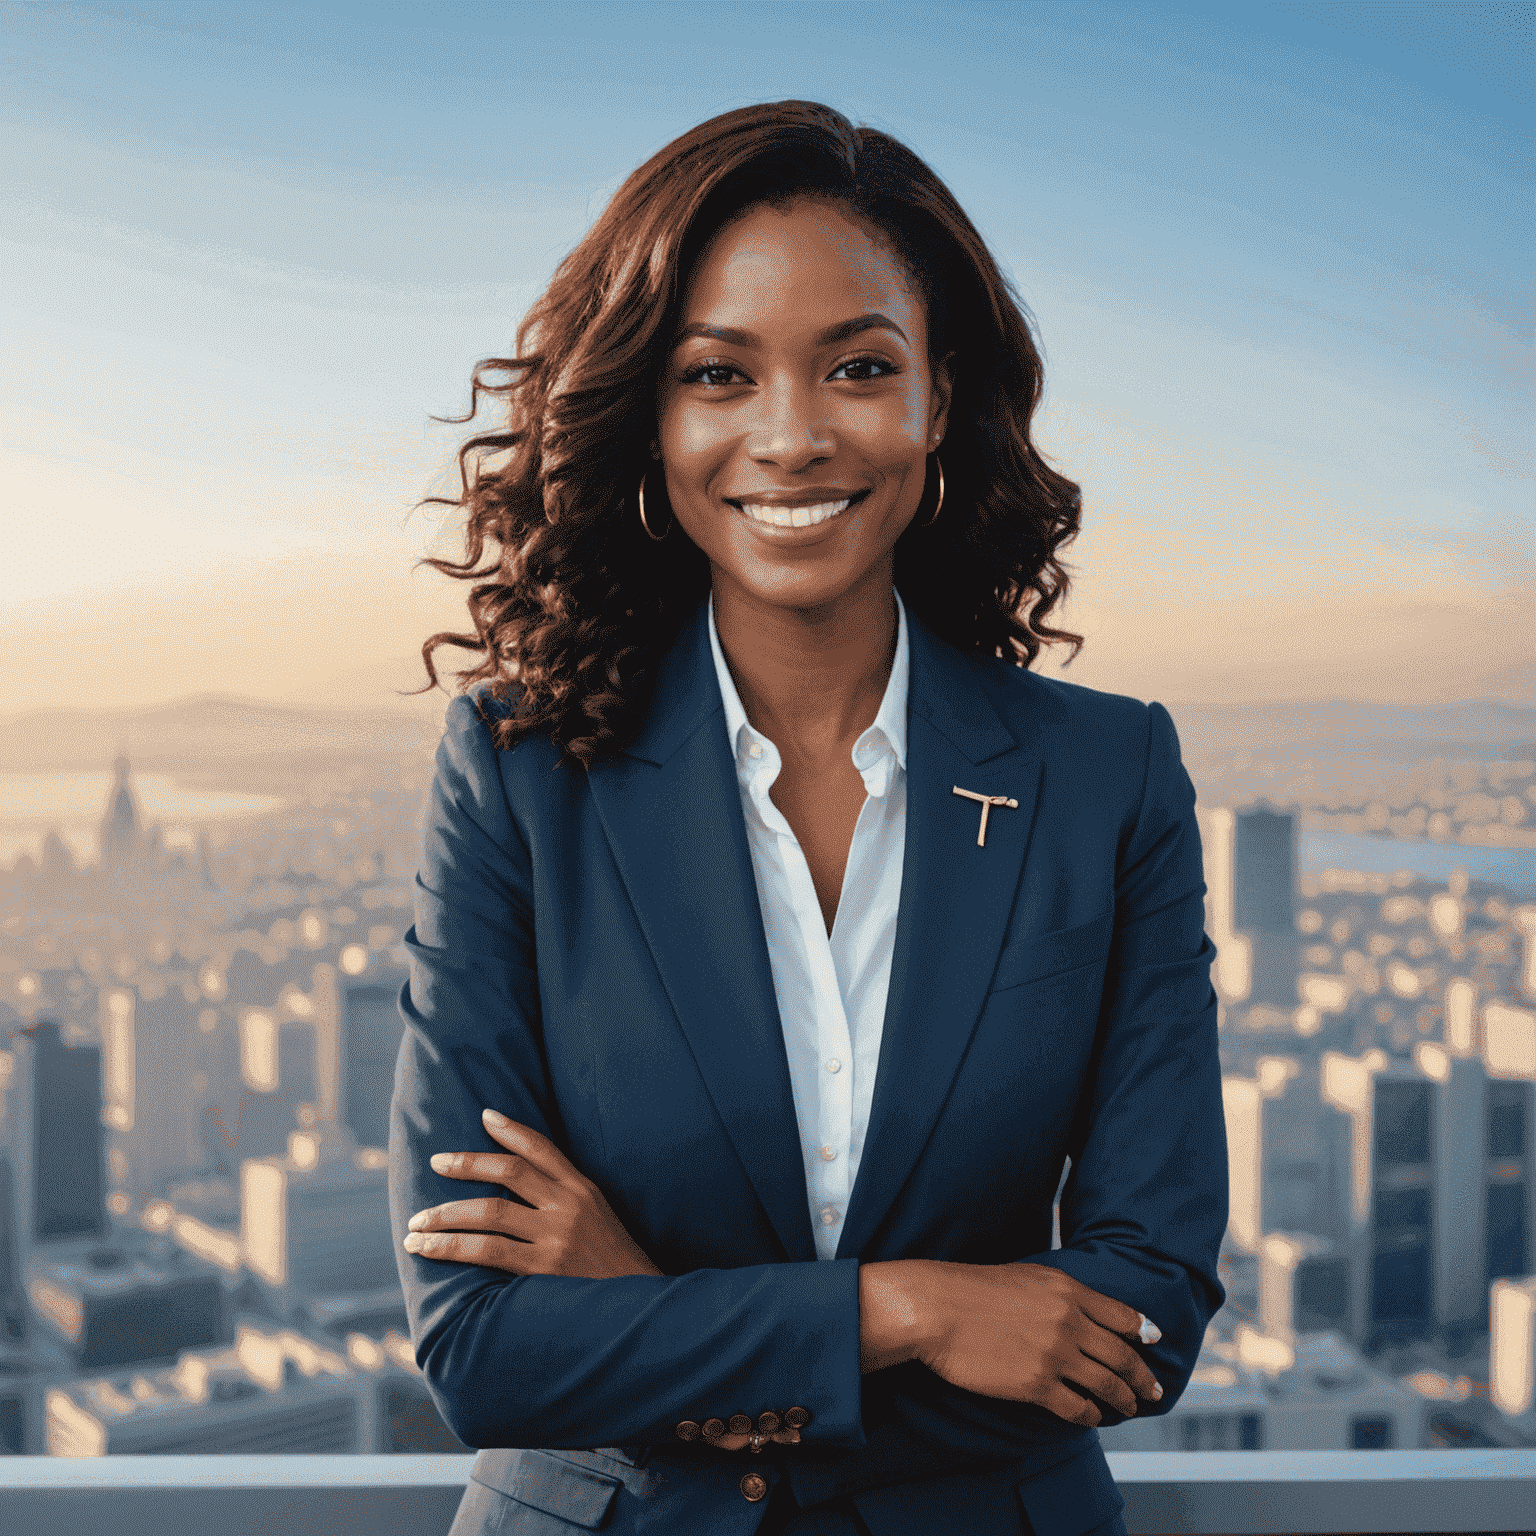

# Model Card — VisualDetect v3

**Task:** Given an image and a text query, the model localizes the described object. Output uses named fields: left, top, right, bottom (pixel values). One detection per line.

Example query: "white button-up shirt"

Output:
left=708, top=590, right=908, bottom=1260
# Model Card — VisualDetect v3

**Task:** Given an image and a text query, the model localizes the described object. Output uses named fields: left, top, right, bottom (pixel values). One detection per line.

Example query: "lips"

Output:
left=728, top=490, right=869, bottom=529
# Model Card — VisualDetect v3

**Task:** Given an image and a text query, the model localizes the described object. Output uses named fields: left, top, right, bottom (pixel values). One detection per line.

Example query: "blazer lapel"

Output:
left=836, top=614, right=1045, bottom=1260
left=585, top=600, right=819, bottom=1264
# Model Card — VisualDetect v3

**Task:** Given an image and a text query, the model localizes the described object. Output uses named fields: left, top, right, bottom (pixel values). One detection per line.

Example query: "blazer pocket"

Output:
left=1015, top=1438, right=1125, bottom=1536
left=468, top=1447, right=623, bottom=1530
left=988, top=909, right=1114, bottom=996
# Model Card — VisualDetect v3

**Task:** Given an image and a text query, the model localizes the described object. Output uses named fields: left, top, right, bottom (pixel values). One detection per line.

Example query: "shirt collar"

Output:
left=707, top=588, right=909, bottom=776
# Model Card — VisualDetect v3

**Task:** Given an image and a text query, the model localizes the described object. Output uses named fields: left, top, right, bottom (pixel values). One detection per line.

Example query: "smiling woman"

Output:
left=411, top=100, right=1083, bottom=769
left=392, top=100, right=1226, bottom=1536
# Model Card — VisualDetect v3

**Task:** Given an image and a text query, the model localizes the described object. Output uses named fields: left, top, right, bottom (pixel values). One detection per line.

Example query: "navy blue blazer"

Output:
left=389, top=594, right=1227, bottom=1535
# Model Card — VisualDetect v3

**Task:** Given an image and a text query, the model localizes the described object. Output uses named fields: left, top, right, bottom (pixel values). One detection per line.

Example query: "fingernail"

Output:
left=1153, top=1382, right=1163, bottom=1400
left=407, top=1212, right=427, bottom=1231
left=482, top=1108, right=509, bottom=1127
left=430, top=1152, right=453, bottom=1170
left=402, top=1234, right=422, bottom=1252
left=1138, top=1314, right=1162, bottom=1345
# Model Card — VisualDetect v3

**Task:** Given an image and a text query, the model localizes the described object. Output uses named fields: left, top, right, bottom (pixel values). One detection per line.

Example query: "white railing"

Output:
left=0, top=1449, right=1531, bottom=1534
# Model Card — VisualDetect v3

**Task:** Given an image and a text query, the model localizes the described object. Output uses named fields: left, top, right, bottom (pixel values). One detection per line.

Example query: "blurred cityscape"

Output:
left=0, top=693, right=1533, bottom=1457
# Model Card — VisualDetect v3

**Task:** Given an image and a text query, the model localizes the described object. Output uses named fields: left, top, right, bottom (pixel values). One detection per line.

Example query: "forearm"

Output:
left=854, top=1239, right=1208, bottom=1461
left=777, top=1259, right=1094, bottom=1509
left=409, top=1258, right=866, bottom=1450
left=857, top=1259, right=932, bottom=1374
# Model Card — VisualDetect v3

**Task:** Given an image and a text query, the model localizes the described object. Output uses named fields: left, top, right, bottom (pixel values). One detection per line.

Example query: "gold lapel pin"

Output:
left=952, top=786, right=1019, bottom=847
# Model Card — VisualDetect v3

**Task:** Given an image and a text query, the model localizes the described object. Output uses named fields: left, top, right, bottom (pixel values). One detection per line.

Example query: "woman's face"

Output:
left=654, top=197, right=951, bottom=617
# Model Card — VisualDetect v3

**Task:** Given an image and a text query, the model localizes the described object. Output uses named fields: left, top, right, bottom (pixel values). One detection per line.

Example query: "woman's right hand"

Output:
left=864, top=1259, right=1164, bottom=1428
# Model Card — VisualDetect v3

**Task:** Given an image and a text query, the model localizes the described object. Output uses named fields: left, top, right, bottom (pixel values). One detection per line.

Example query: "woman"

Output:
left=390, top=100, right=1227, bottom=1536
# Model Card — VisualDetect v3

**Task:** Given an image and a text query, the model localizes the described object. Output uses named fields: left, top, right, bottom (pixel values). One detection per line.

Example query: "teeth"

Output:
left=738, top=498, right=852, bottom=528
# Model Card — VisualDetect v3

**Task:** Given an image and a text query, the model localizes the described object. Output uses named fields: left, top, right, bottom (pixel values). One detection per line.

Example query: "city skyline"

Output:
left=2, top=751, right=1533, bottom=1457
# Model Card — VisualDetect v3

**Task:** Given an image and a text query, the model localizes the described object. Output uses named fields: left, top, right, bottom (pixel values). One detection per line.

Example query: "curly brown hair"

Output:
left=410, top=99, right=1083, bottom=767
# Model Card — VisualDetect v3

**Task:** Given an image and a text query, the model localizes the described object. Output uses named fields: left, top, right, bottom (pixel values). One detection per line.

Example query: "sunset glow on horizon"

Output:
left=2, top=2, right=1529, bottom=717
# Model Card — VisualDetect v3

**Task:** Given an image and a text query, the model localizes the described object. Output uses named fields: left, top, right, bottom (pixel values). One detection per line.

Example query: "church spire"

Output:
left=100, top=753, right=142, bottom=870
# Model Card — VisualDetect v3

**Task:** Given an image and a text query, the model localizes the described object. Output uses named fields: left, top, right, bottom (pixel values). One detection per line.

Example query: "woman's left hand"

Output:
left=403, top=1108, right=664, bottom=1280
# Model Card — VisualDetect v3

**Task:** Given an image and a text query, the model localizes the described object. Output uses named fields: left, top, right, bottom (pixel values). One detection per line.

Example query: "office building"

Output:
left=0, top=1329, right=73, bottom=1455
left=1485, top=1078, right=1532, bottom=1287
left=1205, top=804, right=1301, bottom=1010
left=140, top=1175, right=244, bottom=1278
left=341, top=1327, right=470, bottom=1453
left=10, top=1016, right=231, bottom=1373
left=0, top=1153, right=24, bottom=1345
left=1490, top=1275, right=1536, bottom=1424
left=1412, top=1041, right=1490, bottom=1334
left=45, top=1318, right=361, bottom=1454
left=99, top=983, right=210, bottom=1203
left=241, top=1127, right=397, bottom=1316
left=1223, top=1057, right=1350, bottom=1255
left=8, top=1021, right=107, bottom=1261
left=1477, top=1001, right=1535, bottom=1332
left=1259, top=1232, right=1350, bottom=1342
left=339, top=969, right=406, bottom=1153
left=25, top=1238, right=229, bottom=1372
left=1322, top=1050, right=1436, bottom=1346
left=1098, top=1325, right=1427, bottom=1451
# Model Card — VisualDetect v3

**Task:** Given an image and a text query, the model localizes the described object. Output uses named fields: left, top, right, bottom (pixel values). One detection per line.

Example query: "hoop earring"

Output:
left=638, top=472, right=671, bottom=541
left=919, top=454, right=945, bottom=528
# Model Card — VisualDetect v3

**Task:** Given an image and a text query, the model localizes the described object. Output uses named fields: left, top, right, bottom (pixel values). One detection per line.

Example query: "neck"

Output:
left=711, top=566, right=898, bottom=763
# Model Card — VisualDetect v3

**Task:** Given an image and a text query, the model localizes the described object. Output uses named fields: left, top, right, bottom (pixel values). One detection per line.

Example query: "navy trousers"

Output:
left=754, top=1475, right=1130, bottom=1535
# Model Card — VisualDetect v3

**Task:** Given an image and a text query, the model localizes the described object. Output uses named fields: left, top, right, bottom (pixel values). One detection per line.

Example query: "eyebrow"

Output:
left=671, top=312, right=909, bottom=350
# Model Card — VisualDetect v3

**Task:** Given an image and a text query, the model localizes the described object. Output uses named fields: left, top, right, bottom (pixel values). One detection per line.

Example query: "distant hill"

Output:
left=3, top=692, right=1532, bottom=806
left=0, top=693, right=448, bottom=774
left=1160, top=698, right=1536, bottom=804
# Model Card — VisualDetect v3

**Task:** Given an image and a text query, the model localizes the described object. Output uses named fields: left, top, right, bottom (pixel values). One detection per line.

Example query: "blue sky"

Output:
left=2, top=1, right=1530, bottom=713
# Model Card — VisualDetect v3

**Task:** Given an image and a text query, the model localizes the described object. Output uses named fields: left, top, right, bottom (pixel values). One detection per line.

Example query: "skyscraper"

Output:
left=1205, top=803, right=1301, bottom=1011
left=339, top=975, right=406, bottom=1153
left=10, top=1021, right=107, bottom=1252
left=1234, top=805, right=1300, bottom=1008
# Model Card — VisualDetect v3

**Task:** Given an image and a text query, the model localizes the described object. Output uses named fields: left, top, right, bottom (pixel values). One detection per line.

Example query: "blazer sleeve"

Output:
left=388, top=693, right=865, bottom=1452
left=843, top=698, right=1226, bottom=1471
left=1025, top=698, right=1228, bottom=1426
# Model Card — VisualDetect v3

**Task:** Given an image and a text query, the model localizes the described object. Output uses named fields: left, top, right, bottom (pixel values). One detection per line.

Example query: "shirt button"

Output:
left=741, top=1472, right=769, bottom=1502
left=821, top=1206, right=839, bottom=1226
left=748, top=742, right=763, bottom=758
left=820, top=1145, right=837, bottom=1161
left=826, top=1058, right=841, bottom=1074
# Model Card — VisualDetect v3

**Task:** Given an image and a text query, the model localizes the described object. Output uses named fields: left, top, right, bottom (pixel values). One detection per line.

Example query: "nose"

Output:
left=746, top=375, right=833, bottom=468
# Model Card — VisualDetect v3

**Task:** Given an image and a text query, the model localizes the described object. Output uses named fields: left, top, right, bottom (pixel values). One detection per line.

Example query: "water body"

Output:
left=4, top=771, right=1531, bottom=896
left=1300, top=830, right=1536, bottom=898
left=0, top=770, right=286, bottom=867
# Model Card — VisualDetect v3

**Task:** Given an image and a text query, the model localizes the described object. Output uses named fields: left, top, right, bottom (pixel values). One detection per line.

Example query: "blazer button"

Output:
left=702, top=1418, right=726, bottom=1440
left=740, top=1472, right=769, bottom=1502
left=756, top=1410, right=781, bottom=1434
left=783, top=1406, right=811, bottom=1428
left=728, top=1412, right=753, bottom=1434
left=675, top=1420, right=701, bottom=1442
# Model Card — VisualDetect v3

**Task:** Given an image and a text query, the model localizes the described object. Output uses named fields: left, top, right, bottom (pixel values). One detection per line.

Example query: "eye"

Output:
left=678, top=359, right=746, bottom=388
left=831, top=355, right=899, bottom=382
